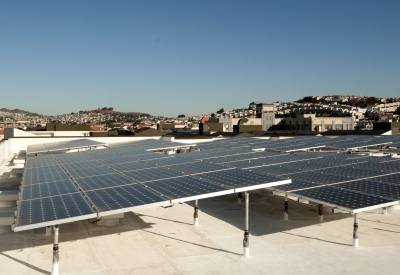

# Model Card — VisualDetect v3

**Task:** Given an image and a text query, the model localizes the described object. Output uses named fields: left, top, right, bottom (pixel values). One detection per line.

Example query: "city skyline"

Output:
left=1, top=1, right=399, bottom=117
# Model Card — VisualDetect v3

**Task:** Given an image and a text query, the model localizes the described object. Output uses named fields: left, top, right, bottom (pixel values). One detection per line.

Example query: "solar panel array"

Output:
left=14, top=139, right=291, bottom=231
left=193, top=136, right=395, bottom=152
left=15, top=136, right=400, bottom=231
left=27, top=139, right=108, bottom=154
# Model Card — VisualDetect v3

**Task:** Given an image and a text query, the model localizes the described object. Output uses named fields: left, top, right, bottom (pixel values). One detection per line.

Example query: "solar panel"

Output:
left=333, top=179, right=400, bottom=200
left=280, top=171, right=352, bottom=184
left=107, top=161, right=155, bottom=172
left=167, top=162, right=230, bottom=174
left=248, top=165, right=301, bottom=176
left=272, top=179, right=320, bottom=192
left=370, top=173, right=400, bottom=185
left=55, top=153, right=93, bottom=164
left=23, top=166, right=71, bottom=185
left=14, top=193, right=96, bottom=231
left=291, top=186, right=397, bottom=213
left=144, top=176, right=232, bottom=201
left=276, top=160, right=333, bottom=171
left=350, top=160, right=400, bottom=173
left=64, top=166, right=116, bottom=179
left=192, top=169, right=290, bottom=190
left=61, top=161, right=106, bottom=172
left=321, top=167, right=389, bottom=179
left=223, top=154, right=317, bottom=169
left=73, top=173, right=134, bottom=191
left=145, top=157, right=193, bottom=167
left=20, top=179, right=80, bottom=200
left=82, top=149, right=121, bottom=160
left=25, top=155, right=59, bottom=169
left=125, top=152, right=172, bottom=161
left=123, top=167, right=185, bottom=182
left=84, top=184, right=168, bottom=215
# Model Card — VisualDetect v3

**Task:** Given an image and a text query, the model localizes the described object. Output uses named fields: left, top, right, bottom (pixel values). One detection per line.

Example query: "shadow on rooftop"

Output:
left=0, top=252, right=49, bottom=274
left=281, top=232, right=351, bottom=246
left=185, top=193, right=352, bottom=240
left=142, top=229, right=242, bottom=256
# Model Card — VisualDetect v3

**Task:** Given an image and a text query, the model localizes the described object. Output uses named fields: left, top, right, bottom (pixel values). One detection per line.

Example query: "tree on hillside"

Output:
left=249, top=102, right=256, bottom=109
left=216, top=108, right=224, bottom=114
left=365, top=97, right=379, bottom=106
left=178, top=114, right=186, bottom=118
left=297, top=96, right=317, bottom=103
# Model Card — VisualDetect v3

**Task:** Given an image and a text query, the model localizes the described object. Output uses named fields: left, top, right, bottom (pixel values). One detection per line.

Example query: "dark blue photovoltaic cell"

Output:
left=122, top=167, right=185, bottom=182
left=64, top=166, right=116, bottom=179
left=144, top=177, right=230, bottom=200
left=278, top=161, right=328, bottom=171
left=62, top=161, right=105, bottom=171
left=370, top=173, right=400, bottom=185
left=273, top=179, right=320, bottom=192
left=248, top=165, right=301, bottom=176
left=20, top=179, right=80, bottom=200
left=167, top=162, right=229, bottom=174
left=74, top=173, right=134, bottom=191
left=145, top=157, right=193, bottom=166
left=321, top=167, right=388, bottom=179
left=25, top=155, right=59, bottom=169
left=107, top=161, right=155, bottom=172
left=350, top=161, right=400, bottom=173
left=192, top=168, right=287, bottom=188
left=55, top=153, right=93, bottom=164
left=82, top=150, right=121, bottom=159
left=205, top=152, right=280, bottom=164
left=280, top=171, right=352, bottom=184
left=333, top=179, right=400, bottom=200
left=292, top=186, right=395, bottom=211
left=126, top=153, right=171, bottom=161
left=16, top=193, right=96, bottom=227
left=23, top=166, right=71, bottom=185
left=85, top=184, right=168, bottom=212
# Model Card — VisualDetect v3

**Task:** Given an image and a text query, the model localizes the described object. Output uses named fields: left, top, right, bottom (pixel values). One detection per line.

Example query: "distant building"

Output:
left=46, top=123, right=91, bottom=131
left=277, top=114, right=355, bottom=132
left=256, top=103, right=275, bottom=118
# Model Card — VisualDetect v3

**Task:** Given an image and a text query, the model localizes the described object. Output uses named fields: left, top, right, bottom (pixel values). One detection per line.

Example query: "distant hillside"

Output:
left=0, top=108, right=40, bottom=116
left=88, top=109, right=143, bottom=116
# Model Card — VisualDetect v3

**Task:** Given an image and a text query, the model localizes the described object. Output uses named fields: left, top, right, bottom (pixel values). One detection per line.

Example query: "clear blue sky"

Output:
left=1, top=1, right=399, bottom=117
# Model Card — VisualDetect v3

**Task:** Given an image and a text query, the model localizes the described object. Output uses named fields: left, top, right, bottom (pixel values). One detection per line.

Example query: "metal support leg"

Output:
left=243, top=192, right=250, bottom=257
left=51, top=225, right=60, bottom=275
left=383, top=207, right=388, bottom=215
left=238, top=192, right=242, bottom=204
left=194, top=200, right=199, bottom=226
left=46, top=226, right=52, bottom=236
left=353, top=214, right=358, bottom=247
left=318, top=204, right=323, bottom=222
left=284, top=193, right=288, bottom=221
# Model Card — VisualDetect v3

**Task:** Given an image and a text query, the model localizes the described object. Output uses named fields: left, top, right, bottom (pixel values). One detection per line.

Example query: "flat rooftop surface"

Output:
left=1, top=192, right=400, bottom=274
